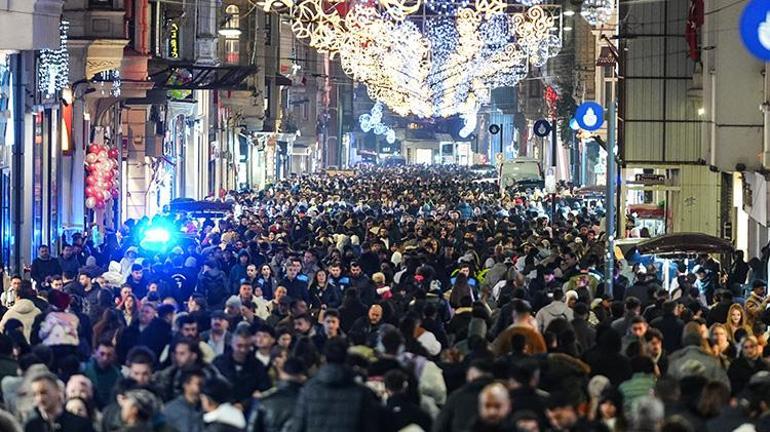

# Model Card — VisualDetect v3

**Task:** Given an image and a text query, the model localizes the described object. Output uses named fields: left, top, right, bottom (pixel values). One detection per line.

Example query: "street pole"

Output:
left=551, top=116, right=557, bottom=221
left=605, top=101, right=617, bottom=298
left=499, top=124, right=504, bottom=157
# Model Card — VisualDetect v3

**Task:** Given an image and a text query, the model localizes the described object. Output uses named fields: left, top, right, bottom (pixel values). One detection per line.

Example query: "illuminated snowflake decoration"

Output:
left=38, top=20, right=70, bottom=97
left=359, top=102, right=397, bottom=143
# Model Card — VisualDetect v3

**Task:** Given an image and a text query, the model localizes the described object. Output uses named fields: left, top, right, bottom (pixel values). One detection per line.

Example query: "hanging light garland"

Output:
left=580, top=0, right=614, bottom=26
left=425, top=0, right=471, bottom=17
left=264, top=0, right=562, bottom=118
left=38, top=20, right=70, bottom=98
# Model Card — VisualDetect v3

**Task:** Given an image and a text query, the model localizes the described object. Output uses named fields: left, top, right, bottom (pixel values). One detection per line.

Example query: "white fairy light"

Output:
left=38, top=20, right=70, bottom=97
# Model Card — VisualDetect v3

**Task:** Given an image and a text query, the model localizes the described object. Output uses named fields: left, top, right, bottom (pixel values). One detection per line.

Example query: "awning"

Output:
left=635, top=233, right=734, bottom=257
left=272, top=75, right=293, bottom=87
left=149, top=61, right=257, bottom=90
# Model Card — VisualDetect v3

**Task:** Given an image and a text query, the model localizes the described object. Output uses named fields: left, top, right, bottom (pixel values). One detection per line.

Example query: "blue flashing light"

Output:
left=140, top=224, right=175, bottom=252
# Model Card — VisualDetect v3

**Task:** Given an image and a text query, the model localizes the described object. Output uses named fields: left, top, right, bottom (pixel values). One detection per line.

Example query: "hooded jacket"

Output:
left=197, top=268, right=228, bottom=308
left=535, top=300, right=574, bottom=332
left=0, top=299, right=41, bottom=341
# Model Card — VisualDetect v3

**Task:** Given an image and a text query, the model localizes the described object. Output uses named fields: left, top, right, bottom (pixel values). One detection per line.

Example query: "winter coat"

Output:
left=39, top=311, right=79, bottom=346
left=288, top=363, right=382, bottom=432
left=432, top=378, right=494, bottom=432
left=0, top=299, right=41, bottom=341
left=252, top=381, right=303, bottom=432
left=649, top=313, right=683, bottom=352
left=197, top=269, right=229, bottom=308
left=535, top=300, right=574, bottom=332
left=24, top=408, right=95, bottom=432
left=163, top=396, right=205, bottom=432
left=212, top=352, right=272, bottom=405
left=668, top=345, right=730, bottom=389
left=728, top=356, right=768, bottom=395
left=30, top=256, right=62, bottom=285
left=571, top=317, right=596, bottom=352
left=203, top=403, right=246, bottom=432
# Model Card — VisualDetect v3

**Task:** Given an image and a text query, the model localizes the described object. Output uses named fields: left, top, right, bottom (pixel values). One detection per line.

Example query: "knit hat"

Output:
left=49, top=290, right=71, bottom=311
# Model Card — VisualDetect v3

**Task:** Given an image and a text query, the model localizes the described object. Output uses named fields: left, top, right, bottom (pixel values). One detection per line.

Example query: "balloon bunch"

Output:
left=84, top=143, right=120, bottom=210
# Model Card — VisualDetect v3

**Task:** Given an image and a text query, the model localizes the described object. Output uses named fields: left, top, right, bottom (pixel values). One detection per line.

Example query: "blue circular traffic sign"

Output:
left=740, top=0, right=770, bottom=61
left=533, top=119, right=552, bottom=137
left=574, top=101, right=605, bottom=131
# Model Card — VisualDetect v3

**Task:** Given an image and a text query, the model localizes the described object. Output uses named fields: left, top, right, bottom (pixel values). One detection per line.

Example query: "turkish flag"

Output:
left=685, top=0, right=704, bottom=60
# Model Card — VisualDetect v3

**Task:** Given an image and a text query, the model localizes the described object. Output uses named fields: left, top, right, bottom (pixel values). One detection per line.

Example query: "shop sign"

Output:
left=632, top=173, right=666, bottom=185
left=168, top=22, right=180, bottom=59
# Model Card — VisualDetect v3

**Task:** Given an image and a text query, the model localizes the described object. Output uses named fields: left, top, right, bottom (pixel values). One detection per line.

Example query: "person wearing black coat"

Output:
left=212, top=329, right=272, bottom=408
left=727, top=336, right=768, bottom=395
left=338, top=289, right=369, bottom=333
left=571, top=305, right=596, bottom=353
left=24, top=372, right=96, bottom=432
left=288, top=338, right=383, bottom=432
left=582, top=328, right=632, bottom=386
left=197, top=260, right=229, bottom=308
left=251, top=358, right=306, bottom=432
left=433, top=360, right=495, bottom=432
left=384, top=370, right=432, bottom=432
left=650, top=300, right=685, bottom=353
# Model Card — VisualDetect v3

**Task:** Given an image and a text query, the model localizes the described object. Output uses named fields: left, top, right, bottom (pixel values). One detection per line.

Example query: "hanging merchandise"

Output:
left=84, top=130, right=120, bottom=211
left=38, top=20, right=70, bottom=98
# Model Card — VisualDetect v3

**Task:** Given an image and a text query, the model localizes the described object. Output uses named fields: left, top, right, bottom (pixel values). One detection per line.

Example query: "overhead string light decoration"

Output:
left=425, top=0, right=471, bottom=16
left=580, top=0, right=614, bottom=26
left=38, top=20, right=70, bottom=98
left=264, top=0, right=562, bottom=117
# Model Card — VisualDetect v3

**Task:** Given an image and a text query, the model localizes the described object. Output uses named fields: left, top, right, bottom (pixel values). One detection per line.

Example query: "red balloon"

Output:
left=104, top=180, right=114, bottom=190
left=85, top=186, right=96, bottom=197
left=88, top=144, right=100, bottom=154
left=86, top=176, right=97, bottom=186
left=108, top=148, right=119, bottom=159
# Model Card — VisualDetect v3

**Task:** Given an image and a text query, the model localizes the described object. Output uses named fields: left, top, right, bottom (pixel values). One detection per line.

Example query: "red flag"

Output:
left=685, top=0, right=704, bottom=60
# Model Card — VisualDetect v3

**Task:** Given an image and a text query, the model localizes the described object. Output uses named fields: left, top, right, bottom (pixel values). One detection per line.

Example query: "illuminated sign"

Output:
left=168, top=23, right=180, bottom=59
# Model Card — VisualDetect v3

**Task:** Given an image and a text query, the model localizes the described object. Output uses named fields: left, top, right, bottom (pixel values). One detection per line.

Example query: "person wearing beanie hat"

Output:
left=201, top=377, right=246, bottom=432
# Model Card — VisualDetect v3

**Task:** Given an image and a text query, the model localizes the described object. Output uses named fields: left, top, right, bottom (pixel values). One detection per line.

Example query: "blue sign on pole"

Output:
left=740, top=0, right=770, bottom=61
left=574, top=101, right=605, bottom=131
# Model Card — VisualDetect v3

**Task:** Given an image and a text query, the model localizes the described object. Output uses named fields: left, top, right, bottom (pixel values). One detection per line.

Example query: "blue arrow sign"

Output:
left=740, top=0, right=770, bottom=61
left=574, top=101, right=604, bottom=131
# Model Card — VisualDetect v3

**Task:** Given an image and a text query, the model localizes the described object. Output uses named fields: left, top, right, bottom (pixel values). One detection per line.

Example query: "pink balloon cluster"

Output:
left=84, top=144, right=120, bottom=210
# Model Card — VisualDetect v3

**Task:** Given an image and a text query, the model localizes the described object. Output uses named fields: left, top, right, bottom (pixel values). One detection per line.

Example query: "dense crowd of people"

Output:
left=0, top=165, right=767, bottom=432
